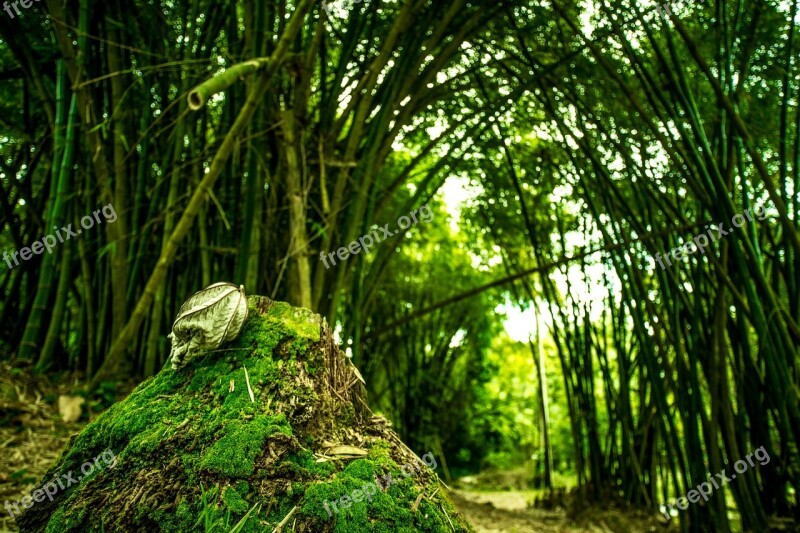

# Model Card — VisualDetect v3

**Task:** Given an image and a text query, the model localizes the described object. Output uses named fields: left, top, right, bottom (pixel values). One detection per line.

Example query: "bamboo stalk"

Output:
left=91, top=0, right=317, bottom=386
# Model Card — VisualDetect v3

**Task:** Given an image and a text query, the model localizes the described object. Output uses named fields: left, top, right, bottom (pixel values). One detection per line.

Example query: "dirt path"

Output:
left=450, top=488, right=667, bottom=533
left=450, top=489, right=564, bottom=533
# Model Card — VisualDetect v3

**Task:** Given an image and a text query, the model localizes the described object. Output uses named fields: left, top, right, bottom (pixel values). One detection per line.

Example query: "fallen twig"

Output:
left=271, top=505, right=297, bottom=533
left=243, top=365, right=255, bottom=403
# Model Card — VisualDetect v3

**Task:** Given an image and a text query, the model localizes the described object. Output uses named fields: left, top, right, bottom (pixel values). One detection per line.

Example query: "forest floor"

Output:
left=449, top=488, right=667, bottom=533
left=0, top=417, right=671, bottom=532
left=1, top=365, right=668, bottom=532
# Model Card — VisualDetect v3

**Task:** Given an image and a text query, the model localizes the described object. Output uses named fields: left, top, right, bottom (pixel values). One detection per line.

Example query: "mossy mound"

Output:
left=16, top=296, right=470, bottom=532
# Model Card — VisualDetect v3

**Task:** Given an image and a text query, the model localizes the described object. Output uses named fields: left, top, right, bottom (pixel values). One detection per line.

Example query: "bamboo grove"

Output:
left=0, top=0, right=798, bottom=530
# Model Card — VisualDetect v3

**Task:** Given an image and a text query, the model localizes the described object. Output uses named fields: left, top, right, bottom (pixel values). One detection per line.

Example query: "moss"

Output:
left=175, top=500, right=193, bottom=523
left=266, top=302, right=322, bottom=344
left=44, top=507, right=67, bottom=533
left=181, top=453, right=200, bottom=486
left=188, top=359, right=232, bottom=392
left=235, top=480, right=250, bottom=496
left=222, top=485, right=249, bottom=514
left=149, top=498, right=200, bottom=533
left=286, top=449, right=336, bottom=479
left=200, top=414, right=291, bottom=477
left=342, top=458, right=377, bottom=481
left=295, top=447, right=465, bottom=533
left=18, top=298, right=470, bottom=533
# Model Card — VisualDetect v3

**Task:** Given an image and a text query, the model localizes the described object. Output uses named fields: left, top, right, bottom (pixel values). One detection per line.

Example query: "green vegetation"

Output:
left=14, top=300, right=468, bottom=532
left=1, top=0, right=798, bottom=531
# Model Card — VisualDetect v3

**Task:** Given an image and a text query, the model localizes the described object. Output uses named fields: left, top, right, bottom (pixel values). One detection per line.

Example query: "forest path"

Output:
left=450, top=488, right=668, bottom=533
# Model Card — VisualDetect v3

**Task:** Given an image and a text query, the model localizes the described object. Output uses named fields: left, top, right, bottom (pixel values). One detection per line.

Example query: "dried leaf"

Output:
left=323, top=445, right=368, bottom=457
left=169, top=282, right=248, bottom=370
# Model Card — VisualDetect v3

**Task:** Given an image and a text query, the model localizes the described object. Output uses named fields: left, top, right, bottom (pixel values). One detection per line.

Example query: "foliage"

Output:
left=15, top=299, right=468, bottom=532
left=1, top=0, right=799, bottom=530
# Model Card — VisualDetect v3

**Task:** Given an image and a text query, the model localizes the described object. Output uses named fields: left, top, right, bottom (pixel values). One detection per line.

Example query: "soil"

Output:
left=449, top=489, right=667, bottom=533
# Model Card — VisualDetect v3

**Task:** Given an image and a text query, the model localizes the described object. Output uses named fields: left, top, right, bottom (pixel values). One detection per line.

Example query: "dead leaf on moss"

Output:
left=316, top=444, right=368, bottom=461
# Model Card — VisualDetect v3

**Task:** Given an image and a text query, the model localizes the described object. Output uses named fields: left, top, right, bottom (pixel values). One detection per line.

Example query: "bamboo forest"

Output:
left=0, top=0, right=798, bottom=531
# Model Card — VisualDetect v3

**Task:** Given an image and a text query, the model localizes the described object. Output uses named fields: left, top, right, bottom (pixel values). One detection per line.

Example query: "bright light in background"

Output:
left=439, top=175, right=481, bottom=232
left=551, top=260, right=620, bottom=322
left=440, top=176, right=538, bottom=342
left=500, top=299, right=538, bottom=343
left=436, top=142, right=621, bottom=343
left=579, top=0, right=598, bottom=37
left=498, top=259, right=619, bottom=343
left=499, top=292, right=573, bottom=343
left=449, top=329, right=466, bottom=348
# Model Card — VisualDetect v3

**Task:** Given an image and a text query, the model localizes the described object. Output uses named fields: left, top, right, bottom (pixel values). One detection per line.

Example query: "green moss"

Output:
left=235, top=480, right=250, bottom=496
left=22, top=299, right=469, bottom=533
left=286, top=450, right=336, bottom=478
left=342, top=458, right=377, bottom=481
left=188, top=360, right=232, bottom=392
left=295, top=447, right=463, bottom=533
left=200, top=414, right=291, bottom=477
left=176, top=500, right=193, bottom=522
left=148, top=497, right=203, bottom=533
left=44, top=507, right=67, bottom=533
left=181, top=453, right=200, bottom=486
left=222, top=485, right=249, bottom=514
left=339, top=403, right=357, bottom=425
left=266, top=302, right=322, bottom=343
